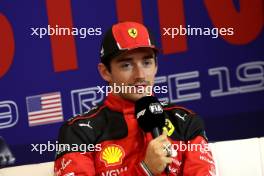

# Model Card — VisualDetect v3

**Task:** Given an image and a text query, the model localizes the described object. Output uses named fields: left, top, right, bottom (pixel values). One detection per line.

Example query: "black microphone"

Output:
left=135, top=96, right=165, bottom=137
left=135, top=96, right=170, bottom=174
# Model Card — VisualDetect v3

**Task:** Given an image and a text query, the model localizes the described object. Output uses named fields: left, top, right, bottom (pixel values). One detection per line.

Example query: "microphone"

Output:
left=135, top=96, right=165, bottom=137
left=135, top=96, right=170, bottom=174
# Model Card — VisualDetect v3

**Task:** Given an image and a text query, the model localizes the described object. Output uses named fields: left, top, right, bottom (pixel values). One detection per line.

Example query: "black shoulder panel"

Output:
left=56, top=105, right=128, bottom=158
left=162, top=104, right=207, bottom=141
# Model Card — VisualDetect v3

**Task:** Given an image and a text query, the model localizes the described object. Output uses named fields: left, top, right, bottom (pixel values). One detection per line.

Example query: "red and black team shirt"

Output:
left=54, top=94, right=215, bottom=176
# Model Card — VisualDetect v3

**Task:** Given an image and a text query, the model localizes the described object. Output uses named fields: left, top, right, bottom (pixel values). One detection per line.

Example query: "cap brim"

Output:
left=114, top=45, right=159, bottom=58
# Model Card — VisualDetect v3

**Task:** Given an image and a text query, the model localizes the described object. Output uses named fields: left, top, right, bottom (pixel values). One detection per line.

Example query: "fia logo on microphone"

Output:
left=149, top=103, right=163, bottom=114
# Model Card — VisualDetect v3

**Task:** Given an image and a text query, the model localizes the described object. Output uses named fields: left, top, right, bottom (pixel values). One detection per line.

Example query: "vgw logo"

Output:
left=71, top=87, right=104, bottom=116
left=0, top=101, right=19, bottom=129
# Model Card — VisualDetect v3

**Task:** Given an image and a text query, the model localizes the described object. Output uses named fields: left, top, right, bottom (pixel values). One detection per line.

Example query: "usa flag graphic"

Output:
left=26, top=92, right=64, bottom=126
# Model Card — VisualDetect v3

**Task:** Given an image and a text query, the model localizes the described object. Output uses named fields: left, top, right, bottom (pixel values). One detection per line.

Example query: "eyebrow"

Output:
left=115, top=54, right=155, bottom=63
left=115, top=57, right=133, bottom=63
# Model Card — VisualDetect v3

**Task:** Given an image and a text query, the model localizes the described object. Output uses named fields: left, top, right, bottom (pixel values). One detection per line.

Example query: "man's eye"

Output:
left=121, top=63, right=131, bottom=68
left=143, top=59, right=154, bottom=66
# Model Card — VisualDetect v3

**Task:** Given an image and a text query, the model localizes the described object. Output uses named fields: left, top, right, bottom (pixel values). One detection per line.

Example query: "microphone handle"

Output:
left=152, top=127, right=161, bottom=138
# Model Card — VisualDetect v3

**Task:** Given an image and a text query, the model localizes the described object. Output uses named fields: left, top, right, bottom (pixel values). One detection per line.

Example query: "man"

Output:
left=54, top=21, right=215, bottom=176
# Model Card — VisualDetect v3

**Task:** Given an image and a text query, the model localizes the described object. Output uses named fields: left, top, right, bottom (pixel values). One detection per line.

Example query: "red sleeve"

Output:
left=54, top=152, right=95, bottom=176
left=183, top=136, right=216, bottom=176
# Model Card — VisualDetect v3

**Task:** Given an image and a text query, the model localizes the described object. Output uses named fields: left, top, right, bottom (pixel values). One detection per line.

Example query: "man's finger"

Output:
left=162, top=129, right=168, bottom=136
left=163, top=157, right=173, bottom=165
left=156, top=131, right=170, bottom=143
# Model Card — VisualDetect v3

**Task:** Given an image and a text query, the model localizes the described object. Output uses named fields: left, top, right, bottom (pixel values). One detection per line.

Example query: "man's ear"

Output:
left=154, top=63, right=158, bottom=75
left=98, top=63, right=112, bottom=82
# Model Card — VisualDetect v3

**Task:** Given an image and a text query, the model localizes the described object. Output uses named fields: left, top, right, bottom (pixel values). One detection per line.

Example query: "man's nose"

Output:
left=134, top=65, right=145, bottom=78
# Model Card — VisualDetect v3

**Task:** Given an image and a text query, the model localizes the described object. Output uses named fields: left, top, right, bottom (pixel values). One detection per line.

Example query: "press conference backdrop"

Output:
left=0, top=0, right=263, bottom=166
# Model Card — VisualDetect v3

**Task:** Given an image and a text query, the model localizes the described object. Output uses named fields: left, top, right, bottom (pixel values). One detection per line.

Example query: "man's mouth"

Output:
left=133, top=81, right=150, bottom=87
left=134, top=84, right=147, bottom=88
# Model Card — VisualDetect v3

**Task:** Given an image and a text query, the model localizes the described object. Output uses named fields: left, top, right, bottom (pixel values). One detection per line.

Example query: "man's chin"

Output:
left=120, top=93, right=149, bottom=102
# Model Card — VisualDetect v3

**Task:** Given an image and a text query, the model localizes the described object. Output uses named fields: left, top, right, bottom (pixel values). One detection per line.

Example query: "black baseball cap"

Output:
left=100, top=21, right=158, bottom=63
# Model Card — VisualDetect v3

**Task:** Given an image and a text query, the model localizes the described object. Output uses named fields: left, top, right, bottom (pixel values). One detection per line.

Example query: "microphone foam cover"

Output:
left=135, top=96, right=165, bottom=132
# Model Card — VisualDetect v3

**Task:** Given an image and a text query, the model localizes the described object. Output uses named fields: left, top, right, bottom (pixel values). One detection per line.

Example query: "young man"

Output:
left=54, top=22, right=215, bottom=176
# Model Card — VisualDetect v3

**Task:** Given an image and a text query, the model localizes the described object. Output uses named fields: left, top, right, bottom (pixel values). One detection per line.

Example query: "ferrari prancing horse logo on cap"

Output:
left=128, top=28, right=138, bottom=38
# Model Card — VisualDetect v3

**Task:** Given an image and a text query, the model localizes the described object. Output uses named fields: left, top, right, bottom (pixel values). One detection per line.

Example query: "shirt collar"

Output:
left=104, top=93, right=135, bottom=115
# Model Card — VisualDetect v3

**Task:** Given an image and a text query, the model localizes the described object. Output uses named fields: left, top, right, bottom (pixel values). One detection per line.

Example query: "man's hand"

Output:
left=144, top=131, right=173, bottom=175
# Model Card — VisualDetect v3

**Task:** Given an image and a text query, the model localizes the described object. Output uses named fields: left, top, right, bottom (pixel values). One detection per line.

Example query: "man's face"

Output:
left=99, top=48, right=158, bottom=101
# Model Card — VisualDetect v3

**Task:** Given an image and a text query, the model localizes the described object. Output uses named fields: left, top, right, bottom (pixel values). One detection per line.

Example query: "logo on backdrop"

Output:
left=0, top=101, right=19, bottom=129
left=71, top=87, right=103, bottom=116
left=26, top=92, right=64, bottom=127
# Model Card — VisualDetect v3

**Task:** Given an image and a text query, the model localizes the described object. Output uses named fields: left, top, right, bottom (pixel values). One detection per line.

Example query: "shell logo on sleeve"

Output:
left=100, top=144, right=125, bottom=167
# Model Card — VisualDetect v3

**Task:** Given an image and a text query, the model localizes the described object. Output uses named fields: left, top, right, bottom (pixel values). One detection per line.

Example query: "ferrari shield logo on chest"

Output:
left=163, top=118, right=175, bottom=136
left=128, top=28, right=138, bottom=38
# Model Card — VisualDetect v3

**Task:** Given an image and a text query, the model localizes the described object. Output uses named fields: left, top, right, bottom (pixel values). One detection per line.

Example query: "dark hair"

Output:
left=102, top=57, right=113, bottom=72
